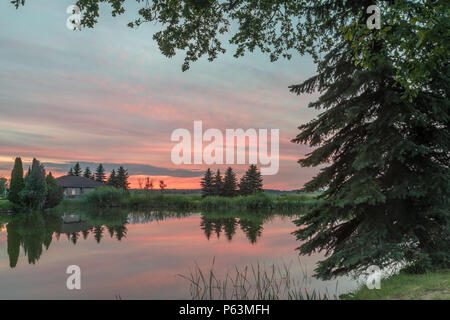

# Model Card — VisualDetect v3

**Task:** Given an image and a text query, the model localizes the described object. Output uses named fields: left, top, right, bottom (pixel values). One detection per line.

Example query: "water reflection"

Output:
left=7, top=213, right=61, bottom=268
left=5, top=211, right=130, bottom=267
left=200, top=216, right=264, bottom=243
left=0, top=211, right=357, bottom=299
left=2, top=210, right=293, bottom=268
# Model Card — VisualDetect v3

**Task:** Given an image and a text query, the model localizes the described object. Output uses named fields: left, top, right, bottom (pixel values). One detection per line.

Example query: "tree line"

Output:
left=200, top=165, right=263, bottom=198
left=68, top=162, right=130, bottom=190
left=8, top=157, right=63, bottom=210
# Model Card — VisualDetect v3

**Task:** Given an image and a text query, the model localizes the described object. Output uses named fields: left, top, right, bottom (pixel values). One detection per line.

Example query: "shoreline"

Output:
left=341, top=270, right=450, bottom=300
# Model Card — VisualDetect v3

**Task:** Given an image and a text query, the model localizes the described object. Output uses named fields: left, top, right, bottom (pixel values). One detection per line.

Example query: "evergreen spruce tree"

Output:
left=200, top=168, right=214, bottom=197
left=290, top=6, right=450, bottom=277
left=212, top=169, right=223, bottom=196
left=83, top=167, right=92, bottom=179
left=8, top=157, right=24, bottom=205
left=238, top=175, right=250, bottom=196
left=239, top=165, right=263, bottom=196
left=45, top=172, right=64, bottom=209
left=222, top=167, right=238, bottom=197
left=72, top=163, right=82, bottom=176
left=0, top=177, right=7, bottom=197
left=68, top=167, right=74, bottom=176
left=116, top=166, right=130, bottom=190
left=20, top=158, right=47, bottom=209
left=95, top=164, right=106, bottom=183
left=108, top=170, right=117, bottom=187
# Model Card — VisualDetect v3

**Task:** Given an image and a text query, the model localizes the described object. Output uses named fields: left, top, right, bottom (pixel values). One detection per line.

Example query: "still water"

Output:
left=0, top=211, right=359, bottom=299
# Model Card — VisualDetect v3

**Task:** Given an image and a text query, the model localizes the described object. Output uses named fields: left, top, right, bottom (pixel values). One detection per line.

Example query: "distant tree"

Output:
left=159, top=180, right=167, bottom=193
left=0, top=177, right=8, bottom=197
left=8, top=157, right=24, bottom=205
left=72, top=163, right=82, bottom=176
left=116, top=166, right=130, bottom=190
left=137, top=177, right=144, bottom=189
left=20, top=158, right=47, bottom=209
left=212, top=169, right=223, bottom=196
left=83, top=167, right=93, bottom=179
left=222, top=167, right=238, bottom=197
left=239, top=165, right=263, bottom=196
left=200, top=168, right=215, bottom=197
left=68, top=167, right=74, bottom=176
left=145, top=177, right=153, bottom=191
left=95, top=164, right=106, bottom=183
left=45, top=172, right=64, bottom=209
left=108, top=170, right=118, bottom=187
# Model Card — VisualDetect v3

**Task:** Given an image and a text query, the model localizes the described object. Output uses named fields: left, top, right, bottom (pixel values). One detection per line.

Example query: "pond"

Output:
left=0, top=211, right=360, bottom=299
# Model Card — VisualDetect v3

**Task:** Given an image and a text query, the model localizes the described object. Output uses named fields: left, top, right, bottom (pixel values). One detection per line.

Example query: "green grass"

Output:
left=125, top=193, right=200, bottom=211
left=67, top=187, right=319, bottom=212
left=341, top=270, right=450, bottom=300
left=0, top=199, right=14, bottom=211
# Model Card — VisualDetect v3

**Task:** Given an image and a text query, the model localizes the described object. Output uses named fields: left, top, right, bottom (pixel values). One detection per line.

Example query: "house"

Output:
left=60, top=213, right=92, bottom=234
left=56, top=175, right=104, bottom=198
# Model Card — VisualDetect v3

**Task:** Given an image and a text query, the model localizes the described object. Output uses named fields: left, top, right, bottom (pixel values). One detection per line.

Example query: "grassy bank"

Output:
left=74, top=187, right=319, bottom=212
left=341, top=270, right=450, bottom=300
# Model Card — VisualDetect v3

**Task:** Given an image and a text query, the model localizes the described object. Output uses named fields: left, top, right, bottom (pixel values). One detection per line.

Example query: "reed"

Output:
left=82, top=187, right=128, bottom=208
left=77, top=188, right=318, bottom=212
left=178, top=258, right=338, bottom=300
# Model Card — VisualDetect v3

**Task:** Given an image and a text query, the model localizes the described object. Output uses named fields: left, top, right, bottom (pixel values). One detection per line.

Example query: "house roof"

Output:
left=56, top=175, right=105, bottom=188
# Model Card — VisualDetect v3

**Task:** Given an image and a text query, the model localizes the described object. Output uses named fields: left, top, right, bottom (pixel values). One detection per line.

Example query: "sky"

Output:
left=0, top=0, right=321, bottom=190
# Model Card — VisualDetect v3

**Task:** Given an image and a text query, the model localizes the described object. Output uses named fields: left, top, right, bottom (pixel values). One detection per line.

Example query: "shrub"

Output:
left=82, top=187, right=127, bottom=208
left=244, top=193, right=273, bottom=209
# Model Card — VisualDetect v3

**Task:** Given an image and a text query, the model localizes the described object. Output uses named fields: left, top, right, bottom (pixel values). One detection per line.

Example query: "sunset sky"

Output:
left=0, top=1, right=321, bottom=190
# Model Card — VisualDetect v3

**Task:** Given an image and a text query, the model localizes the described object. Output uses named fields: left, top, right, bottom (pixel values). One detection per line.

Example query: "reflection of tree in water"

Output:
left=127, top=210, right=192, bottom=224
left=6, top=213, right=61, bottom=268
left=200, top=215, right=264, bottom=244
left=223, top=218, right=238, bottom=241
left=72, top=232, right=81, bottom=245
left=113, top=224, right=127, bottom=241
left=238, top=219, right=264, bottom=244
left=200, top=217, right=238, bottom=241
left=107, top=225, right=115, bottom=238
left=5, top=210, right=131, bottom=268
left=200, top=217, right=213, bottom=240
left=93, top=225, right=104, bottom=244
left=82, top=229, right=89, bottom=240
